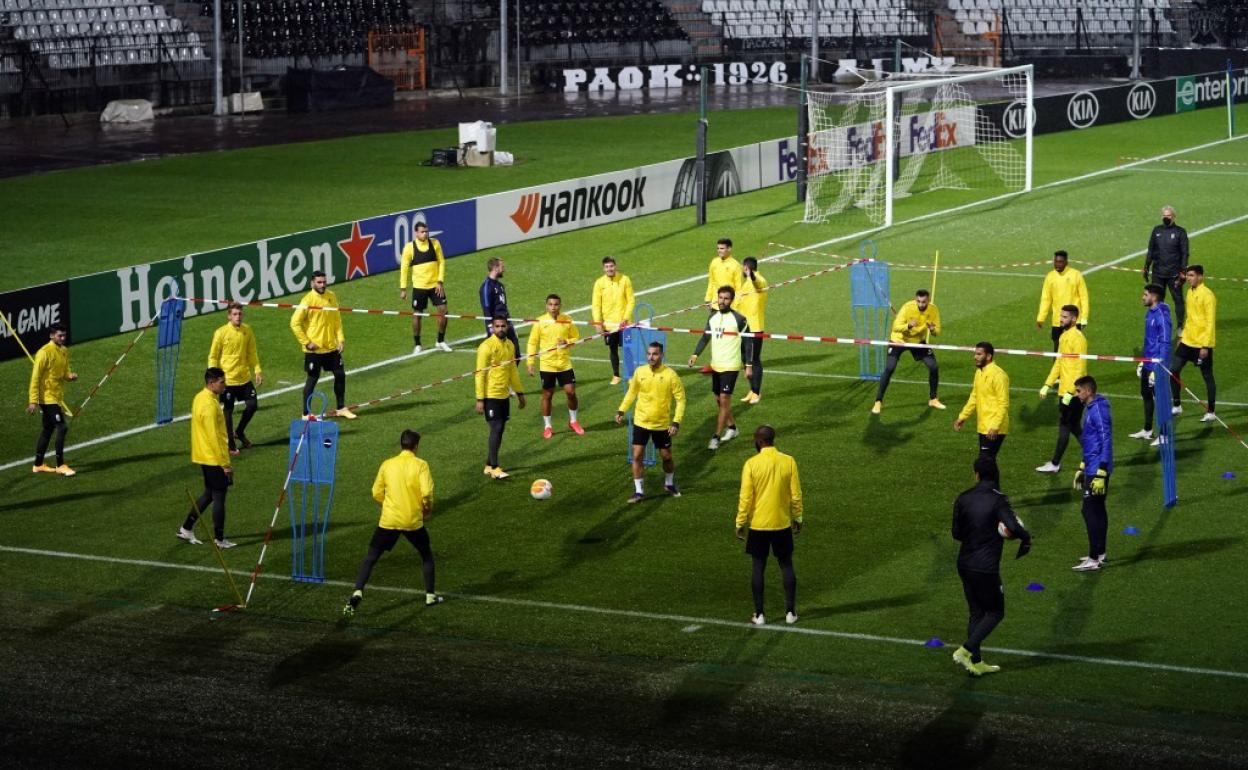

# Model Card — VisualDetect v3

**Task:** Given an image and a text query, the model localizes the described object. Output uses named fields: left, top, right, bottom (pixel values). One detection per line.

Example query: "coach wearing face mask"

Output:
left=1142, top=205, right=1190, bottom=332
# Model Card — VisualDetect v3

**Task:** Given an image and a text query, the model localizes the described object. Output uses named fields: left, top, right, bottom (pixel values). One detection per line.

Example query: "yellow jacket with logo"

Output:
left=890, top=300, right=941, bottom=344
left=28, top=341, right=72, bottom=407
left=527, top=313, right=579, bottom=372
left=618, top=364, right=686, bottom=431
left=1181, top=283, right=1216, bottom=349
left=959, top=361, right=1010, bottom=435
left=591, top=273, right=635, bottom=331
left=736, top=447, right=803, bottom=531
left=735, top=272, right=769, bottom=331
left=475, top=334, right=523, bottom=399
left=208, top=322, right=262, bottom=386
left=372, top=449, right=433, bottom=530
left=1036, top=268, right=1090, bottom=327
left=1044, top=327, right=1087, bottom=395
left=705, top=256, right=743, bottom=303
left=399, top=238, right=446, bottom=290
left=190, top=387, right=230, bottom=467
left=290, top=289, right=344, bottom=351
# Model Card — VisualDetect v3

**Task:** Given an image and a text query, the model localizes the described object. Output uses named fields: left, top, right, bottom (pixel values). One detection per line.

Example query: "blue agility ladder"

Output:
left=288, top=392, right=338, bottom=583
left=850, top=240, right=890, bottom=381
left=155, top=297, right=186, bottom=424
left=1155, top=363, right=1179, bottom=508
left=621, top=303, right=666, bottom=467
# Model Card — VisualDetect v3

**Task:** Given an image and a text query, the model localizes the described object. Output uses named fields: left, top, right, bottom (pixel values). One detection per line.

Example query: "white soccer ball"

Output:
left=530, top=479, right=553, bottom=500
left=998, top=517, right=1024, bottom=540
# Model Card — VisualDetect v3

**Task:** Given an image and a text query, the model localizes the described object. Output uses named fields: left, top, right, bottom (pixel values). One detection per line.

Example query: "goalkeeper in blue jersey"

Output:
left=1072, top=375, right=1113, bottom=573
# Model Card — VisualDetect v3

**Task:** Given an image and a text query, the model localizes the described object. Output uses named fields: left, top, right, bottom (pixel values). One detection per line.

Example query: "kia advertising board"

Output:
left=981, top=77, right=1178, bottom=137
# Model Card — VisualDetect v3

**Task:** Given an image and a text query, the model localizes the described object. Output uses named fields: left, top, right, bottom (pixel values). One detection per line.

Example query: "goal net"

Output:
left=803, top=64, right=1033, bottom=227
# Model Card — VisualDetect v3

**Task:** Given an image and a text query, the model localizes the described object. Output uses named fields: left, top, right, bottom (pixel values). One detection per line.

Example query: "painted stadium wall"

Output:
left=1, top=68, right=1244, bottom=361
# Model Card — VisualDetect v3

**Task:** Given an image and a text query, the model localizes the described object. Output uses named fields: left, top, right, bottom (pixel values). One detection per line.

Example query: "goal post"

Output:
left=804, top=63, right=1034, bottom=228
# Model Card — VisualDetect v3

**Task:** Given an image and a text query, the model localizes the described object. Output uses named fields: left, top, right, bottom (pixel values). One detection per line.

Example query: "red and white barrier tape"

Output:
left=243, top=417, right=312, bottom=608
left=74, top=310, right=161, bottom=420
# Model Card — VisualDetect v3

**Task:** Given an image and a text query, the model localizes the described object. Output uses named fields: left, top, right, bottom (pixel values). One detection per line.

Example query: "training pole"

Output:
left=242, top=419, right=312, bottom=607
left=185, top=489, right=245, bottom=611
left=74, top=312, right=160, bottom=421
left=925, top=250, right=940, bottom=344
left=0, top=309, right=38, bottom=365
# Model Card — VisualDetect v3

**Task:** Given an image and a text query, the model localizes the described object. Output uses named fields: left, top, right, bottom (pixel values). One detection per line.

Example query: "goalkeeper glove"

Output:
left=1136, top=362, right=1143, bottom=379
left=1061, top=392, right=1074, bottom=406
left=1015, top=540, right=1031, bottom=560
left=1038, top=385, right=1051, bottom=398
left=1073, top=462, right=1085, bottom=490
left=1091, top=469, right=1108, bottom=496
left=1150, top=370, right=1156, bottom=386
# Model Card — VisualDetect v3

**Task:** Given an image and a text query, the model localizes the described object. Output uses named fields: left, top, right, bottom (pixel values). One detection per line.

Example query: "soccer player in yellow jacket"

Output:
left=343, top=429, right=442, bottom=617
left=527, top=294, right=583, bottom=439
left=689, top=285, right=754, bottom=450
left=591, top=256, right=635, bottom=384
left=735, top=425, right=803, bottom=626
left=26, top=323, right=77, bottom=476
left=1170, top=265, right=1217, bottom=422
left=955, top=342, right=1010, bottom=458
left=208, top=302, right=263, bottom=455
left=617, top=341, right=686, bottom=502
left=399, top=222, right=451, bottom=355
left=736, top=257, right=769, bottom=404
left=873, top=289, right=944, bottom=414
left=1036, top=250, right=1090, bottom=352
left=1035, top=305, right=1087, bottom=474
left=704, top=237, right=743, bottom=306
left=178, top=367, right=236, bottom=548
left=290, top=270, right=355, bottom=419
left=476, top=316, right=526, bottom=479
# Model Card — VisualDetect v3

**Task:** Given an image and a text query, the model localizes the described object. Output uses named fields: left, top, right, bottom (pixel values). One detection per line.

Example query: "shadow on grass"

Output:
left=996, top=636, right=1157, bottom=673
left=899, top=689, right=995, bottom=769
left=656, top=631, right=783, bottom=728
left=0, top=488, right=120, bottom=514
left=800, top=591, right=928, bottom=620
left=1113, top=536, right=1242, bottom=566
left=269, top=627, right=370, bottom=688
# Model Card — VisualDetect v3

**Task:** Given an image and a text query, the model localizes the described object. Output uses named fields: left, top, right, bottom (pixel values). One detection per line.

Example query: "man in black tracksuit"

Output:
left=1143, top=204, right=1190, bottom=330
left=951, top=455, right=1032, bottom=676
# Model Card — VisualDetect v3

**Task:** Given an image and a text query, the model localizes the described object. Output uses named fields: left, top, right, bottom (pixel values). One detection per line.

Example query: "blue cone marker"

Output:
left=924, top=637, right=945, bottom=648
left=1224, top=472, right=1236, bottom=480
left=1123, top=525, right=1140, bottom=535
left=1026, top=582, right=1045, bottom=592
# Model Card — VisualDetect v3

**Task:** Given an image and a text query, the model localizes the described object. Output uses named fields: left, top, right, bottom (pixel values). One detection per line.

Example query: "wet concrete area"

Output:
left=0, top=79, right=1104, bottom=179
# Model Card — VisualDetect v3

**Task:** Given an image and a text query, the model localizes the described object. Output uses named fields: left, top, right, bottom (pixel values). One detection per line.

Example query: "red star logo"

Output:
left=338, top=221, right=374, bottom=280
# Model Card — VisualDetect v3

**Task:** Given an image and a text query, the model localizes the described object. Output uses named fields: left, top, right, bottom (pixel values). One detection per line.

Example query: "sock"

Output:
left=568, top=409, right=578, bottom=423
left=414, top=335, right=421, bottom=346
left=664, top=473, right=674, bottom=485
left=437, top=331, right=445, bottom=343
left=633, top=478, right=644, bottom=494
left=543, top=415, right=552, bottom=428
left=728, top=424, right=736, bottom=431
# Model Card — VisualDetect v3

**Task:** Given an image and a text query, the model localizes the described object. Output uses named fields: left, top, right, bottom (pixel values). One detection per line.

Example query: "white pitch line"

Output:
left=1120, top=168, right=1248, bottom=177
left=4, top=543, right=1246, bottom=681
left=781, top=260, right=1045, bottom=279
left=1084, top=212, right=1248, bottom=275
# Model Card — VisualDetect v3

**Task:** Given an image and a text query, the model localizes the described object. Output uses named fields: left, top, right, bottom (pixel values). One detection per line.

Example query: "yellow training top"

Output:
left=890, top=300, right=941, bottom=345
left=705, top=256, right=743, bottom=303
left=290, top=288, right=345, bottom=351
left=618, top=363, right=687, bottom=431
left=208, top=322, right=262, bottom=387
left=372, top=449, right=433, bottom=530
left=28, top=341, right=72, bottom=407
left=591, top=273, right=636, bottom=332
left=1044, top=326, right=1088, bottom=395
left=735, top=272, right=769, bottom=331
left=736, top=446, right=804, bottom=531
left=1181, top=283, right=1216, bottom=349
left=959, top=361, right=1011, bottom=435
left=190, top=387, right=230, bottom=466
left=1037, top=267, right=1090, bottom=327
left=475, top=334, right=524, bottom=399
left=399, top=238, right=446, bottom=290
left=527, top=312, right=579, bottom=372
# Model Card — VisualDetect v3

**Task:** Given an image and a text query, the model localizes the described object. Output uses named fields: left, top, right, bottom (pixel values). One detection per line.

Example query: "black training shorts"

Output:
left=410, top=287, right=448, bottom=312
left=482, top=397, right=510, bottom=422
left=369, top=526, right=430, bottom=553
left=711, top=370, right=739, bottom=395
left=39, top=404, right=65, bottom=431
left=200, top=464, right=232, bottom=491
left=745, top=528, right=795, bottom=559
left=888, top=344, right=934, bottom=362
left=631, top=425, right=672, bottom=450
left=221, top=382, right=257, bottom=406
left=540, top=370, right=576, bottom=390
left=304, top=351, right=344, bottom=375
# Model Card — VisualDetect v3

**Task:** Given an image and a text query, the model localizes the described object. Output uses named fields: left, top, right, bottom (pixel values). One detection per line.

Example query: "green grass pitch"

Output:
left=2, top=101, right=1248, bottom=766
